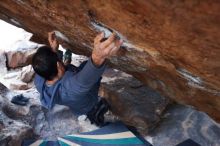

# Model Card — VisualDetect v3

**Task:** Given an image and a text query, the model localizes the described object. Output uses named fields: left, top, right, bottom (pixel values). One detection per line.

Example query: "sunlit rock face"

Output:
left=0, top=0, right=219, bottom=121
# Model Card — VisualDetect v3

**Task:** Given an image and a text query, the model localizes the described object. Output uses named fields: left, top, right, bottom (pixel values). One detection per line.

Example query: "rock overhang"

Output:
left=0, top=0, right=219, bottom=122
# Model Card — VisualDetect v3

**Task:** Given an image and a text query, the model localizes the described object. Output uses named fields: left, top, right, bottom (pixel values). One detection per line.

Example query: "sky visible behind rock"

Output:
left=0, top=20, right=32, bottom=51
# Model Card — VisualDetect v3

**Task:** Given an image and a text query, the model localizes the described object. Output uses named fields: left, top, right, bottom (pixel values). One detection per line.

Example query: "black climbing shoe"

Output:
left=87, top=98, right=110, bottom=127
left=11, top=94, right=29, bottom=106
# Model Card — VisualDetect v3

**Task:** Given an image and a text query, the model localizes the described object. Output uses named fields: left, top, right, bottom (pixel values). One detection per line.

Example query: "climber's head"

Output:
left=32, top=46, right=65, bottom=81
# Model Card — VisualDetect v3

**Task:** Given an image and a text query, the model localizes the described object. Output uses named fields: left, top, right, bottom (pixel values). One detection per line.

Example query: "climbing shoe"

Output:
left=87, top=98, right=110, bottom=127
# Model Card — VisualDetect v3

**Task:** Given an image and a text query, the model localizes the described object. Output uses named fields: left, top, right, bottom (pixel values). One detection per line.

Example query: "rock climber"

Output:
left=32, top=31, right=123, bottom=126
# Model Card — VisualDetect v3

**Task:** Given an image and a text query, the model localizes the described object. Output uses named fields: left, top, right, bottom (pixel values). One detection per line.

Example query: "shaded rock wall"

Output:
left=149, top=104, right=220, bottom=146
left=0, top=0, right=219, bottom=121
left=100, top=68, right=170, bottom=133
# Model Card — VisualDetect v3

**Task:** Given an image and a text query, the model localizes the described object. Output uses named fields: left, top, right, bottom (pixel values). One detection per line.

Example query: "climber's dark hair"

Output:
left=32, top=46, right=60, bottom=80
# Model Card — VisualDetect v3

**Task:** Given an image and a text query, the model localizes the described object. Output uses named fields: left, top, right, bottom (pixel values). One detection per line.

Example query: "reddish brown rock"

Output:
left=5, top=41, right=39, bottom=69
left=6, top=50, right=32, bottom=68
left=0, top=0, right=219, bottom=121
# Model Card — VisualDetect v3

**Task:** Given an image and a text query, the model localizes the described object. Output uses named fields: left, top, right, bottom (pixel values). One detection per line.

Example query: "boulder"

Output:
left=19, top=65, right=35, bottom=83
left=1, top=65, right=35, bottom=90
left=9, top=81, right=29, bottom=90
left=147, top=104, right=220, bottom=146
left=0, top=87, right=33, bottom=146
left=5, top=40, right=40, bottom=69
left=6, top=49, right=35, bottom=69
left=99, top=69, right=170, bottom=133
left=0, top=117, right=33, bottom=146
left=0, top=0, right=219, bottom=122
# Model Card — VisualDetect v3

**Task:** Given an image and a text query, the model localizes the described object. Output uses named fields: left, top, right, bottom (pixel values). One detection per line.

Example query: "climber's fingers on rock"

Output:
left=48, top=31, right=58, bottom=48
left=104, top=42, right=116, bottom=55
left=110, top=39, right=123, bottom=56
left=100, top=33, right=116, bottom=49
left=48, top=31, right=54, bottom=38
left=94, top=32, right=104, bottom=46
left=48, top=31, right=56, bottom=42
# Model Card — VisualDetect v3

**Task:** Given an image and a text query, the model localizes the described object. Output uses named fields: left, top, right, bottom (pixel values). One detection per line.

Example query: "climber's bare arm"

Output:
left=92, top=32, right=123, bottom=66
left=48, top=31, right=59, bottom=53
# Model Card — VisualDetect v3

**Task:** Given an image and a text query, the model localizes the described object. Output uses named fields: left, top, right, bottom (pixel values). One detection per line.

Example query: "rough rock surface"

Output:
left=100, top=68, right=170, bottom=133
left=148, top=104, right=220, bottom=146
left=0, top=84, right=33, bottom=146
left=5, top=40, right=40, bottom=69
left=9, top=81, right=29, bottom=90
left=19, top=65, right=35, bottom=83
left=0, top=82, right=100, bottom=145
left=0, top=0, right=219, bottom=121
